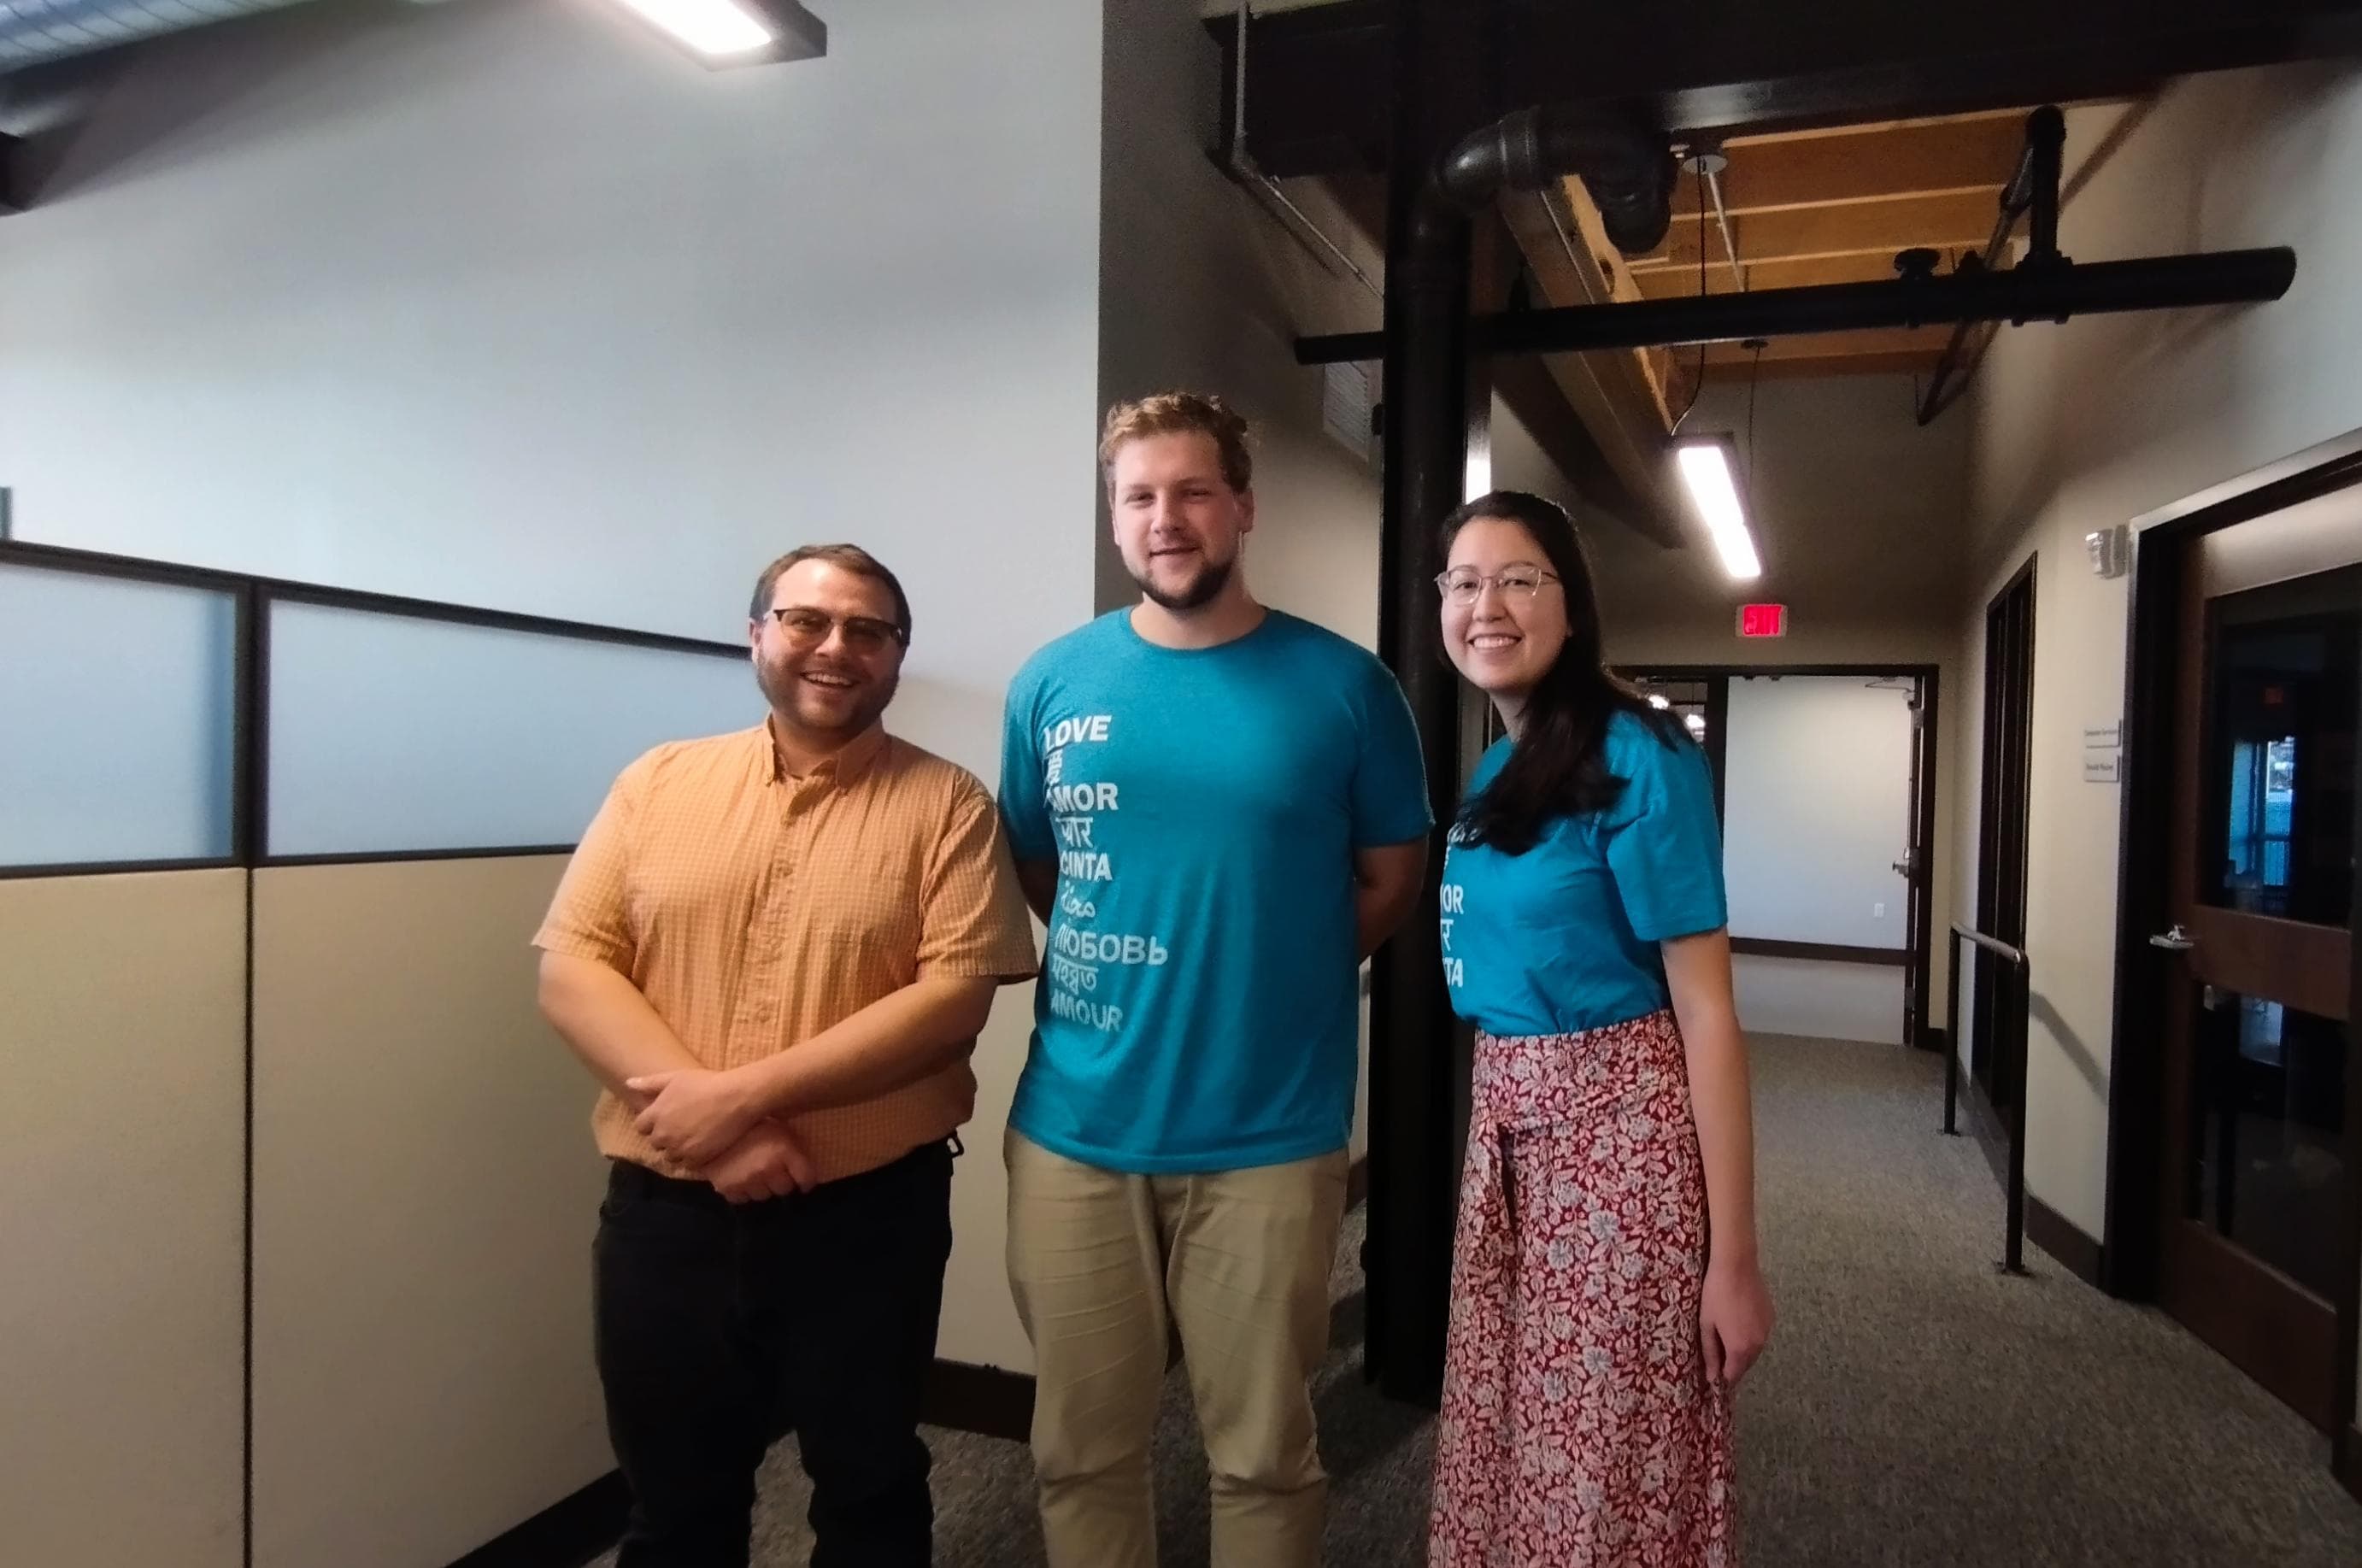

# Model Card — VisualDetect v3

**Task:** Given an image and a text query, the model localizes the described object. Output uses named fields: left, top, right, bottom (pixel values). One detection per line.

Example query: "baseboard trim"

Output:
left=1918, top=1024, right=1950, bottom=1057
left=1348, top=1153, right=1369, bottom=1211
left=920, top=1358, right=1035, bottom=1443
left=2024, top=1194, right=2106, bottom=1289
left=439, top=1359, right=1035, bottom=1566
left=444, top=1471, right=627, bottom=1568
left=2336, top=1425, right=2362, bottom=1503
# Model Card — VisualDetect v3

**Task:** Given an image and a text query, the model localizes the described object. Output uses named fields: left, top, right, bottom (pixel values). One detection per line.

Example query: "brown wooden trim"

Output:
left=2025, top=1195, right=2106, bottom=1289
left=2336, top=1426, right=2362, bottom=1505
left=1348, top=1154, right=1370, bottom=1211
left=1730, top=936, right=1910, bottom=966
left=920, top=1359, right=1034, bottom=1443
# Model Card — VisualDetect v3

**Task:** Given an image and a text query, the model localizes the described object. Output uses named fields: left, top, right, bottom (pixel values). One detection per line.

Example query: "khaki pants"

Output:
left=1005, top=1128, right=1349, bottom=1568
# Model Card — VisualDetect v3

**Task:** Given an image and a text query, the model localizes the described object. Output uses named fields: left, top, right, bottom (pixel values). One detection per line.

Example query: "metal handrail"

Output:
left=1943, top=922, right=2033, bottom=1276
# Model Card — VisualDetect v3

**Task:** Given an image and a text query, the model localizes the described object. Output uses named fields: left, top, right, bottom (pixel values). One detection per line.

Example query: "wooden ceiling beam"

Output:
left=1697, top=348, right=1946, bottom=381
left=1625, top=187, right=1999, bottom=273
left=1629, top=250, right=1969, bottom=298
left=1679, top=116, right=2026, bottom=214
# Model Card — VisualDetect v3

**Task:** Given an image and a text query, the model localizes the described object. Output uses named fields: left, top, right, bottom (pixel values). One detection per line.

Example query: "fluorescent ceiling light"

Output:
left=1674, top=438, right=1762, bottom=582
left=608, top=0, right=826, bottom=67
left=1648, top=693, right=1672, bottom=709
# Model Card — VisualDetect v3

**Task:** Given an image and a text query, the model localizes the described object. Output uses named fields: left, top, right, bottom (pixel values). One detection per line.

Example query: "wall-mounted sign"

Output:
left=1737, top=602, right=1787, bottom=638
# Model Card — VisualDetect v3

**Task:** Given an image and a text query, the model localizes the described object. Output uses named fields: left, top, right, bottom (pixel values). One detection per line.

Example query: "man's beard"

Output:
left=1133, top=550, right=1235, bottom=613
left=756, top=657, right=897, bottom=738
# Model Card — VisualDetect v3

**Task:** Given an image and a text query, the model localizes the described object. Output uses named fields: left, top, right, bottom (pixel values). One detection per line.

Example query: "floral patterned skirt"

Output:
left=1428, top=1009, right=1736, bottom=1568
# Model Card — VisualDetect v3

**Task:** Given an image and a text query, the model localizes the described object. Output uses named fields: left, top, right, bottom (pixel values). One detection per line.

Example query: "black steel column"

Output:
left=1366, top=0, right=1484, bottom=1407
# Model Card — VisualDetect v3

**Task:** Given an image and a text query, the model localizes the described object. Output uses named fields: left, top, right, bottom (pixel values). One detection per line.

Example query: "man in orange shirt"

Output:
left=535, top=543, right=1037, bottom=1568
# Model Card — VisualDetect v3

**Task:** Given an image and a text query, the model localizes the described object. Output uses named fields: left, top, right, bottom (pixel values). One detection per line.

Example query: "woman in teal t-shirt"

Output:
left=1425, top=490, right=1773, bottom=1568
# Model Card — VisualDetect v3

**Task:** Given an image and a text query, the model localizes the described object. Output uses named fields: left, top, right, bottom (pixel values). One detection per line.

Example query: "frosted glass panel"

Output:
left=0, top=563, right=236, bottom=866
left=267, top=602, right=754, bottom=856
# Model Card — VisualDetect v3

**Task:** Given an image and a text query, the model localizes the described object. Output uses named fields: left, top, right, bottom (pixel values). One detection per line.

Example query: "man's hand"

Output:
left=627, top=1066, right=764, bottom=1168
left=699, top=1120, right=818, bottom=1204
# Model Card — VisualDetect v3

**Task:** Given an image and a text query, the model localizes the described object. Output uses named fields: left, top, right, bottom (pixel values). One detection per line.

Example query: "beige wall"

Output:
left=0, top=871, right=247, bottom=1568
left=250, top=858, right=613, bottom=1568
left=1957, top=62, right=2362, bottom=1248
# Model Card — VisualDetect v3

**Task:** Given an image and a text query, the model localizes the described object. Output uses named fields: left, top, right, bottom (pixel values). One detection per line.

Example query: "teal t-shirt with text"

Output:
left=1441, top=710, right=1726, bottom=1037
left=998, top=609, right=1432, bottom=1173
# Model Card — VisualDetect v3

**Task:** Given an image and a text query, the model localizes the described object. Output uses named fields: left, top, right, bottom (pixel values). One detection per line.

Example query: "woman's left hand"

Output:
left=1700, top=1254, right=1774, bottom=1389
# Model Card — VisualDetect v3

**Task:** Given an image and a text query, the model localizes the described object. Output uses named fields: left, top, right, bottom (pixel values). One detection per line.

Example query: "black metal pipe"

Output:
left=2004, top=960, right=2030, bottom=1277
left=1943, top=930, right=1962, bottom=1136
left=1950, top=922, right=2033, bottom=1275
left=2019, top=105, right=2067, bottom=267
left=1436, top=103, right=1676, bottom=255
left=1297, top=247, right=2298, bottom=364
left=1362, top=15, right=1672, bottom=1412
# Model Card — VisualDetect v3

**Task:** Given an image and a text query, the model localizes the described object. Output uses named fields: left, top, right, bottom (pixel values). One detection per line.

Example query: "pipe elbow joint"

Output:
left=1432, top=105, right=1675, bottom=257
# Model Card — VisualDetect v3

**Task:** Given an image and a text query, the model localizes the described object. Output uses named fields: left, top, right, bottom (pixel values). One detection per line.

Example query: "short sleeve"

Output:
left=1351, top=658, right=1435, bottom=849
left=532, top=752, right=650, bottom=970
left=919, top=780, right=1042, bottom=982
left=997, top=667, right=1055, bottom=863
left=1601, top=724, right=1727, bottom=943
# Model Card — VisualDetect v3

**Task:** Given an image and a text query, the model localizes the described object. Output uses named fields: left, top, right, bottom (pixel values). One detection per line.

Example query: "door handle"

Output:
left=2149, top=924, right=2195, bottom=952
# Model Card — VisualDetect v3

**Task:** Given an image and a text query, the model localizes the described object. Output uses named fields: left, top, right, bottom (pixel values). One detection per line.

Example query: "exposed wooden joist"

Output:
left=1629, top=188, right=1999, bottom=273
left=1629, top=249, right=1982, bottom=298
left=1705, top=348, right=1948, bottom=381
left=1672, top=117, right=2021, bottom=215
left=1498, top=187, right=1689, bottom=544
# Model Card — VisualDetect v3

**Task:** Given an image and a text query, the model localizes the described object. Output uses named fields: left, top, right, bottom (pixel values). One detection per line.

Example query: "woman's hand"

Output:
left=1700, top=1253, right=1773, bottom=1389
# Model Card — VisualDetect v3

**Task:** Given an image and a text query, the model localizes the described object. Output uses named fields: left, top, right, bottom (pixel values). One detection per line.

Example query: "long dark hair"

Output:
left=1441, top=490, right=1683, bottom=854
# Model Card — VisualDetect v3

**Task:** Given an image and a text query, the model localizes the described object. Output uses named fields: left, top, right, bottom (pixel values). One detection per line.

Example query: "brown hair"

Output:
left=748, top=543, right=912, bottom=643
left=1099, top=391, right=1254, bottom=492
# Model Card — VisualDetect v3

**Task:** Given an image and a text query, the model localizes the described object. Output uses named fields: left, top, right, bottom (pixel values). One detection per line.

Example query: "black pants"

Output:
left=592, top=1141, right=954, bottom=1568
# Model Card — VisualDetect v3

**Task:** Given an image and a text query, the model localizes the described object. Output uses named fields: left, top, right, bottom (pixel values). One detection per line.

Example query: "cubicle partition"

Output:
left=1, top=541, right=753, bottom=1568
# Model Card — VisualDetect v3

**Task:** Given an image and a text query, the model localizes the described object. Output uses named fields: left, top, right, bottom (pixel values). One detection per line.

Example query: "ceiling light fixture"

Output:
left=1672, top=434, right=1762, bottom=581
left=610, top=0, right=826, bottom=67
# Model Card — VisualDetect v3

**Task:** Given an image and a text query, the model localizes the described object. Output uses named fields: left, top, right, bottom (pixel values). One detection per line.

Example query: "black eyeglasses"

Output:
left=767, top=607, right=907, bottom=652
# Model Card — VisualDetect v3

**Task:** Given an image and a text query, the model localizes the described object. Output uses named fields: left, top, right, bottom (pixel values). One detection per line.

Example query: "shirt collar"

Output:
left=761, top=715, right=888, bottom=788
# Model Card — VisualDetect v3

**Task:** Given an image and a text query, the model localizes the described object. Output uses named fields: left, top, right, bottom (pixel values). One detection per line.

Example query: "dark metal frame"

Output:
left=2102, top=428, right=2362, bottom=1483
left=0, top=537, right=747, bottom=878
left=1944, top=922, right=2034, bottom=1275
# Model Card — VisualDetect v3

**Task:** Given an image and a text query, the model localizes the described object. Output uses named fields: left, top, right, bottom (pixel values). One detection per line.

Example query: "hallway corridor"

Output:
left=596, top=1035, right=2362, bottom=1566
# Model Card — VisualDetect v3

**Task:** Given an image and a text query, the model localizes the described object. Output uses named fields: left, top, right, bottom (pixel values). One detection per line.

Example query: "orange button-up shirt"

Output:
left=534, top=720, right=1038, bottom=1183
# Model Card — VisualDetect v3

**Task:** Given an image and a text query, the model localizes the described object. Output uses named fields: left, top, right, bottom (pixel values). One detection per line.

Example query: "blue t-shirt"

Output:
left=998, top=609, right=1432, bottom=1172
left=1441, top=710, right=1726, bottom=1037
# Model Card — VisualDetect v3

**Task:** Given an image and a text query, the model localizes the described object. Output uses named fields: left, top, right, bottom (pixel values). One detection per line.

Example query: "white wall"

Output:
left=1958, top=63, right=2362, bottom=1251
left=1096, top=0, right=1388, bottom=1154
left=1721, top=675, right=1915, bottom=1043
left=1724, top=675, right=1916, bottom=949
left=0, top=0, right=1105, bottom=1376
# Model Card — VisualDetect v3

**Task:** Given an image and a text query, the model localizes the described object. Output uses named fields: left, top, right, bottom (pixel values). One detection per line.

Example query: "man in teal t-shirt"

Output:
left=998, top=392, right=1431, bottom=1568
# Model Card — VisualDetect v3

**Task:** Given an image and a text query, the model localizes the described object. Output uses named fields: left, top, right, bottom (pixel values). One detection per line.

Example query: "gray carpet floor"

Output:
left=591, top=1033, right=2362, bottom=1565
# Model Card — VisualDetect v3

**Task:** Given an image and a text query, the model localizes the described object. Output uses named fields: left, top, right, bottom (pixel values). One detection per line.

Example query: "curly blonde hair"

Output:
left=1099, top=391, right=1254, bottom=493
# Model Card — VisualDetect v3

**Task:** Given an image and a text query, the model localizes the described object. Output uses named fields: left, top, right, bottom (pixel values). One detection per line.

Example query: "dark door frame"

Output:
left=1972, top=556, right=2038, bottom=1124
left=2104, top=427, right=2362, bottom=1485
left=1619, top=661, right=1942, bottom=1049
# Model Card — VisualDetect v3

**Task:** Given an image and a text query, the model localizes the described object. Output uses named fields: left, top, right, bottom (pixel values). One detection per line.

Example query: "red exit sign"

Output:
left=1738, top=602, right=1788, bottom=638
